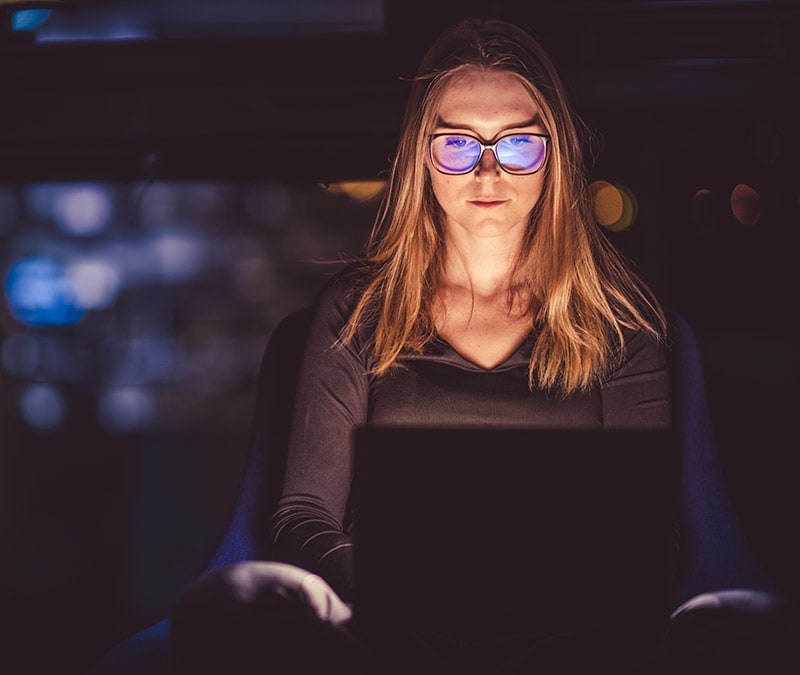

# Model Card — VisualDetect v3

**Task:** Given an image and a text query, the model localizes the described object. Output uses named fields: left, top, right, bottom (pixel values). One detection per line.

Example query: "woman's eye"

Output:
left=444, top=137, right=469, bottom=148
left=509, top=136, right=532, bottom=145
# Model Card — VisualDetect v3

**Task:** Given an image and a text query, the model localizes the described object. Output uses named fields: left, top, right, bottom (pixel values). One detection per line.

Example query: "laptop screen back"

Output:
left=352, top=426, right=679, bottom=640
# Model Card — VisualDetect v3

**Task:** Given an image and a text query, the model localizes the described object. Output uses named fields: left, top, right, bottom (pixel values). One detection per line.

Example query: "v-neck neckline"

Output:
left=431, top=331, right=534, bottom=373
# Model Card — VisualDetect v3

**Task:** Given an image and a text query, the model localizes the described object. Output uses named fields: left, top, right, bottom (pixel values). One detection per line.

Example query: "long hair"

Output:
left=341, top=17, right=666, bottom=396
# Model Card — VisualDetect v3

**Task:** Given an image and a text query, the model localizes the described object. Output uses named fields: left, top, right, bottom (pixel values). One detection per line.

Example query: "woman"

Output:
left=171, top=17, right=785, bottom=675
left=269, top=15, right=669, bottom=611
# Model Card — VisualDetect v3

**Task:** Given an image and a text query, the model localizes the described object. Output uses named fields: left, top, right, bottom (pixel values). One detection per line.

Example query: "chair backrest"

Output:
left=664, top=308, right=773, bottom=607
left=206, top=306, right=314, bottom=569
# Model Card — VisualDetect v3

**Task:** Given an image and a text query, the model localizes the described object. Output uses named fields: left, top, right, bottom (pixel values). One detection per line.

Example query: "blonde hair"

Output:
left=341, top=17, right=665, bottom=396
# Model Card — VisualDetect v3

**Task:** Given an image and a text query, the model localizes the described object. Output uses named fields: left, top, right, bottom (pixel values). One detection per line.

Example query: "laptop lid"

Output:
left=352, top=426, right=679, bottom=639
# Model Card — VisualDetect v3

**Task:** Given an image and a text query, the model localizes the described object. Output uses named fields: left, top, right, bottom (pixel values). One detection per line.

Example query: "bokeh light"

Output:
left=25, top=183, right=114, bottom=235
left=4, top=257, right=85, bottom=327
left=0, top=187, right=20, bottom=235
left=96, top=386, right=155, bottom=433
left=11, top=9, right=52, bottom=32
left=590, top=181, right=623, bottom=226
left=233, top=254, right=277, bottom=303
left=66, top=258, right=122, bottom=310
left=2, top=334, right=41, bottom=377
left=244, top=180, right=293, bottom=227
left=149, top=231, right=207, bottom=283
left=2, top=178, right=387, bottom=441
left=691, top=188, right=719, bottom=237
left=137, top=182, right=179, bottom=226
left=730, top=183, right=762, bottom=227
left=1, top=333, right=81, bottom=382
left=589, top=180, right=638, bottom=232
left=25, top=183, right=64, bottom=221
left=182, top=183, right=230, bottom=223
left=20, top=383, right=67, bottom=432
left=53, top=184, right=114, bottom=236
left=325, top=180, right=386, bottom=202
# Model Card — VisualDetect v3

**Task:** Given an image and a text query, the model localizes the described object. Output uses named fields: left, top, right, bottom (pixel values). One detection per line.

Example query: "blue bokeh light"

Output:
left=12, top=9, right=52, bottom=32
left=20, top=383, right=66, bottom=431
left=4, top=257, right=86, bottom=327
left=1, top=333, right=41, bottom=377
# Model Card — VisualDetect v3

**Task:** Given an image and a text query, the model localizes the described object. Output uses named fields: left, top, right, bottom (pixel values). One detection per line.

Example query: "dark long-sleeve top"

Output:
left=270, top=269, right=672, bottom=602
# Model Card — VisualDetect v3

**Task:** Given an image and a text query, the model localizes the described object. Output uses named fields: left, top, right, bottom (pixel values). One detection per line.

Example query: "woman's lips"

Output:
left=469, top=200, right=507, bottom=208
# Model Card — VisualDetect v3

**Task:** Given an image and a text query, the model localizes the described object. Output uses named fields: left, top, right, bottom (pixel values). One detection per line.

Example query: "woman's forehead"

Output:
left=432, top=69, right=544, bottom=136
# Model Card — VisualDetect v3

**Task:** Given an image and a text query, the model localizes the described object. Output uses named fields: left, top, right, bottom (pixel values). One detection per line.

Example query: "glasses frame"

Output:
left=429, top=131, right=550, bottom=176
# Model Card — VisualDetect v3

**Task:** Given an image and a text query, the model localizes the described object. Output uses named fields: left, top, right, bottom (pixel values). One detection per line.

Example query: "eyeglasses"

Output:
left=429, top=132, right=549, bottom=175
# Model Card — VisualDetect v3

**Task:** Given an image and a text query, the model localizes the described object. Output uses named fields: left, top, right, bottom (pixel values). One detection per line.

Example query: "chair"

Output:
left=665, top=308, right=773, bottom=606
left=84, top=306, right=777, bottom=674
left=85, top=307, right=314, bottom=675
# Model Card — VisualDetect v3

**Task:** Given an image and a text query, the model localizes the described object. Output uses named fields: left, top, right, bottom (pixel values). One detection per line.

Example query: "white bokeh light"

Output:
left=150, top=232, right=207, bottom=283
left=66, top=258, right=122, bottom=310
left=53, top=185, right=114, bottom=236
left=97, top=386, right=156, bottom=433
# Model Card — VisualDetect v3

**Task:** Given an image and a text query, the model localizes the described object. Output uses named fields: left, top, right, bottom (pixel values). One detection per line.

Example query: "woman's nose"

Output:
left=475, top=148, right=501, bottom=179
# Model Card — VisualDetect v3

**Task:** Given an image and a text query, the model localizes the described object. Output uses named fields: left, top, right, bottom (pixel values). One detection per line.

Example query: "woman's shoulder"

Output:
left=313, top=263, right=373, bottom=312
left=305, top=263, right=379, bottom=344
left=614, top=321, right=670, bottom=373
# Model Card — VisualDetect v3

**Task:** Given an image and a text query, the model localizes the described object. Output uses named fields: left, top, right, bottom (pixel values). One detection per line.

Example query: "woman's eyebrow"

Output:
left=434, top=115, right=541, bottom=132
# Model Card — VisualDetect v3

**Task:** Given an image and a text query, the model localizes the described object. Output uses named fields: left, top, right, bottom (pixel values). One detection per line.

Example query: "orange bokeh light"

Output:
left=589, top=180, right=638, bottom=232
left=730, top=184, right=761, bottom=227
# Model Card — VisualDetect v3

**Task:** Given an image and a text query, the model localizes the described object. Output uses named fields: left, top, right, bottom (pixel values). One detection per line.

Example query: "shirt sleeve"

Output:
left=270, top=272, right=369, bottom=601
left=600, top=327, right=672, bottom=429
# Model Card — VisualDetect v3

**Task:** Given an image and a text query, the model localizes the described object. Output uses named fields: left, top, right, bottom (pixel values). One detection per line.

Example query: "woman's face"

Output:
left=427, top=68, right=547, bottom=246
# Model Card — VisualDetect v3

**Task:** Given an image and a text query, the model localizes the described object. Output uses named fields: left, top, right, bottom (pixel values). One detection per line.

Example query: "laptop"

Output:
left=351, top=426, right=679, bottom=649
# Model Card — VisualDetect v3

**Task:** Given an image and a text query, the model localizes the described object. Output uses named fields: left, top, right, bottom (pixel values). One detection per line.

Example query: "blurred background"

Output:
left=1, top=1, right=799, bottom=672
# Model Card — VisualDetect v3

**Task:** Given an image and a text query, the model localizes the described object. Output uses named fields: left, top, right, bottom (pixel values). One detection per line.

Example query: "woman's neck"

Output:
left=442, top=229, right=523, bottom=299
left=434, top=229, right=533, bottom=370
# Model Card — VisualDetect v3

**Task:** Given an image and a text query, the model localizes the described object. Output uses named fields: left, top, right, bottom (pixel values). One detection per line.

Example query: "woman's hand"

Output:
left=297, top=570, right=354, bottom=626
left=227, top=561, right=353, bottom=626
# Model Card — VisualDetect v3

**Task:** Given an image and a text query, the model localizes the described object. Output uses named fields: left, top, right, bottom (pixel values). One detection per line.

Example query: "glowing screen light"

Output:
left=4, top=257, right=85, bottom=327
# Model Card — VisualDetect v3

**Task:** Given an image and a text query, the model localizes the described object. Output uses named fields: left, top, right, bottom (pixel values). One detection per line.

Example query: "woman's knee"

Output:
left=170, top=562, right=317, bottom=672
left=666, top=590, right=800, bottom=674
left=170, top=562, right=373, bottom=675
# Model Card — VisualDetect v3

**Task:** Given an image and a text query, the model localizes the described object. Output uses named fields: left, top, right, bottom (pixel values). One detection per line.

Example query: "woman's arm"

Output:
left=600, top=328, right=672, bottom=429
left=270, top=273, right=369, bottom=602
